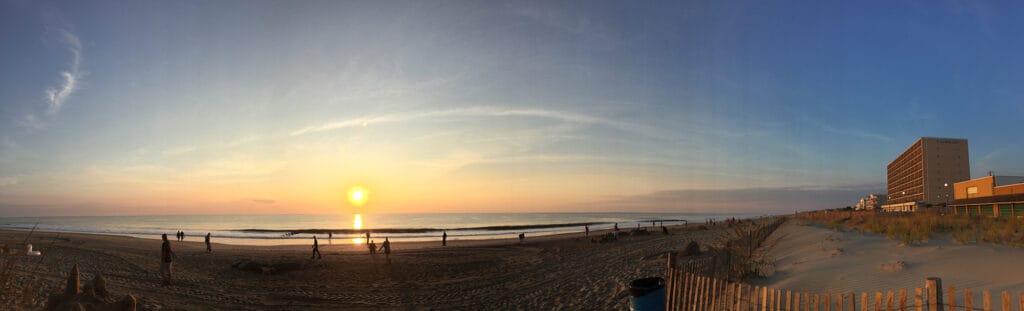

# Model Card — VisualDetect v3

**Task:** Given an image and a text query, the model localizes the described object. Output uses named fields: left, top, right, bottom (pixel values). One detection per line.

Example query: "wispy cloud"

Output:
left=585, top=183, right=884, bottom=213
left=0, top=176, right=18, bottom=187
left=44, top=29, right=82, bottom=116
left=19, top=29, right=83, bottom=131
left=801, top=113, right=892, bottom=142
left=290, top=106, right=652, bottom=137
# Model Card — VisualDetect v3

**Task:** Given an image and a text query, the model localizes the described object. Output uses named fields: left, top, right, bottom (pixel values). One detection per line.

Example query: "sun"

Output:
left=348, top=186, right=369, bottom=206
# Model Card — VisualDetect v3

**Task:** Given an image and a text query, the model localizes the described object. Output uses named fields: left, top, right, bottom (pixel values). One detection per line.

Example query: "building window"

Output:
left=967, top=187, right=978, bottom=194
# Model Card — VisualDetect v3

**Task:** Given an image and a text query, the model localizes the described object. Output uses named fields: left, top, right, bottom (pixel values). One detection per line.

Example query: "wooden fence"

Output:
left=667, top=217, right=787, bottom=282
left=667, top=262, right=1024, bottom=311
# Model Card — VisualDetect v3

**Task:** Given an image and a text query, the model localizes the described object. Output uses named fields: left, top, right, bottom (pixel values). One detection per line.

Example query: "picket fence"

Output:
left=665, top=220, right=1024, bottom=311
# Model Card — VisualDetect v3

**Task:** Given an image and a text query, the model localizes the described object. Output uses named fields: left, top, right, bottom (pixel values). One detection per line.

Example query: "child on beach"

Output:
left=311, top=236, right=322, bottom=259
left=160, top=234, right=177, bottom=285
left=381, top=237, right=391, bottom=264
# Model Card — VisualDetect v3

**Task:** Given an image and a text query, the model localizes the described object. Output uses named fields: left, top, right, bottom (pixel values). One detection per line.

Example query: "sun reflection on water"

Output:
left=352, top=214, right=364, bottom=245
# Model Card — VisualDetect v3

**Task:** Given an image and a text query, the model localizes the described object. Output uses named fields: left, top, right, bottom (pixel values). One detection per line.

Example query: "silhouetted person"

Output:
left=585, top=225, right=589, bottom=237
left=205, top=233, right=211, bottom=253
left=613, top=223, right=619, bottom=232
left=518, top=232, right=525, bottom=243
left=328, top=232, right=333, bottom=245
left=160, top=234, right=176, bottom=285
left=365, top=232, right=370, bottom=245
left=662, top=226, right=669, bottom=235
left=381, top=237, right=391, bottom=264
left=311, top=236, right=322, bottom=259
left=368, top=240, right=376, bottom=254
left=442, top=230, right=447, bottom=246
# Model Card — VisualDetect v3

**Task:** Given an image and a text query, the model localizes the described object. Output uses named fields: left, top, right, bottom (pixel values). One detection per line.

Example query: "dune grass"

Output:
left=796, top=210, right=1024, bottom=246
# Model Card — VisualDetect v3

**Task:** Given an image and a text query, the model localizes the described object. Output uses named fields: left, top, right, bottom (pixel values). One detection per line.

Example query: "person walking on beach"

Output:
left=442, top=230, right=447, bottom=246
left=328, top=232, right=333, bottom=245
left=311, top=236, right=322, bottom=259
left=365, top=232, right=370, bottom=245
left=204, top=233, right=212, bottom=253
left=585, top=225, right=589, bottom=237
left=381, top=237, right=391, bottom=264
left=368, top=240, right=376, bottom=254
left=160, top=234, right=176, bottom=285
left=518, top=232, right=525, bottom=243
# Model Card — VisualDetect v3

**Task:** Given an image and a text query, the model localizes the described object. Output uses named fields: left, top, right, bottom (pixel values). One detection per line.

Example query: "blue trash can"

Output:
left=629, top=277, right=665, bottom=311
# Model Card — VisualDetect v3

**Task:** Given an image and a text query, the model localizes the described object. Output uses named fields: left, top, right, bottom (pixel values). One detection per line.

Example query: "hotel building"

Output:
left=881, top=137, right=970, bottom=212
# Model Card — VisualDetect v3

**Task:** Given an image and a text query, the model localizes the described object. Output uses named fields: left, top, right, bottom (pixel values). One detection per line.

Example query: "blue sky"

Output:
left=1, top=0, right=1022, bottom=216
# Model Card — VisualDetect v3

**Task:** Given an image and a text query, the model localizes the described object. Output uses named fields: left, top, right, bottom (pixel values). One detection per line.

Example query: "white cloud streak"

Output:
left=44, top=29, right=82, bottom=116
left=290, top=106, right=651, bottom=137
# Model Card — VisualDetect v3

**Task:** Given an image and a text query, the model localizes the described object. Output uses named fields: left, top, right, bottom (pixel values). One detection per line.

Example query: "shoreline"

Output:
left=1, top=221, right=697, bottom=250
left=0, top=212, right=740, bottom=246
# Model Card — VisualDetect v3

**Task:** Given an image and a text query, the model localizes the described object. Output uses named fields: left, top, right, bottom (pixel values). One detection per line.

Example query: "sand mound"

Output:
left=880, top=261, right=906, bottom=272
left=45, top=264, right=136, bottom=311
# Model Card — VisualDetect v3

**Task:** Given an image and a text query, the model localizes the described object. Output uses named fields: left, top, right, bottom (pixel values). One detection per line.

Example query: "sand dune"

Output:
left=755, top=219, right=1024, bottom=294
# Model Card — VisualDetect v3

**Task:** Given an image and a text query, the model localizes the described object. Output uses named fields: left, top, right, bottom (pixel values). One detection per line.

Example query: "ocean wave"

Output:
left=235, top=219, right=693, bottom=236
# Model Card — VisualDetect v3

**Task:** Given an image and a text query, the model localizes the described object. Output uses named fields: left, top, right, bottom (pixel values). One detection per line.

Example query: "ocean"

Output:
left=0, top=212, right=761, bottom=245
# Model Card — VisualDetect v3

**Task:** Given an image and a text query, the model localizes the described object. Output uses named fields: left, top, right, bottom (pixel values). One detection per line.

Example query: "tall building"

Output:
left=882, top=137, right=970, bottom=212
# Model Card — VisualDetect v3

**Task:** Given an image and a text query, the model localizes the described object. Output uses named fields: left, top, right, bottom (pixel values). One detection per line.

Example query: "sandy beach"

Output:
left=1, top=222, right=732, bottom=310
left=755, top=219, right=1024, bottom=294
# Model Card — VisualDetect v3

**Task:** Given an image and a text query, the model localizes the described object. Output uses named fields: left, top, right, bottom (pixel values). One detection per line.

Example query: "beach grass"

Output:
left=796, top=210, right=1024, bottom=246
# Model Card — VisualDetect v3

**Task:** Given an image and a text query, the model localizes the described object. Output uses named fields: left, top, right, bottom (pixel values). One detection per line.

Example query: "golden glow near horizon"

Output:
left=348, top=186, right=369, bottom=206
left=352, top=213, right=364, bottom=245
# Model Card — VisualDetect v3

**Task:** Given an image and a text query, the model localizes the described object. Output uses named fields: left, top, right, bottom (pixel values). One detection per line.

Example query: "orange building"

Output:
left=954, top=176, right=1024, bottom=199
left=881, top=137, right=970, bottom=212
left=950, top=176, right=1024, bottom=217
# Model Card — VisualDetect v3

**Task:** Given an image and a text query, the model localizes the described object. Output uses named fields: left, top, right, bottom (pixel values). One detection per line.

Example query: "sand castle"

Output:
left=45, top=264, right=137, bottom=311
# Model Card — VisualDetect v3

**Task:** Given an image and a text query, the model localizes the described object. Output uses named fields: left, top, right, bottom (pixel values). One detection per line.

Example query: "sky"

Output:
left=1, top=0, right=1023, bottom=216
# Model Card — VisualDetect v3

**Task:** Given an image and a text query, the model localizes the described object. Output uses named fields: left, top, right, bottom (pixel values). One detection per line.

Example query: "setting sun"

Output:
left=348, top=187, right=369, bottom=206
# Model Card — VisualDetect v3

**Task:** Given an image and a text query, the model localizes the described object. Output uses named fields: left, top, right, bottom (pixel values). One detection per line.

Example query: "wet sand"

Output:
left=0, top=222, right=736, bottom=310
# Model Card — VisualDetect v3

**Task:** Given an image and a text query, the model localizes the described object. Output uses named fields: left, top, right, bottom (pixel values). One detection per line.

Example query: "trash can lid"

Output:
left=629, top=277, right=665, bottom=296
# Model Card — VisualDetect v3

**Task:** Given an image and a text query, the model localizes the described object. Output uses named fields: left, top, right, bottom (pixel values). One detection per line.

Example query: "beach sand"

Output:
left=1, top=222, right=734, bottom=310
left=754, top=219, right=1024, bottom=294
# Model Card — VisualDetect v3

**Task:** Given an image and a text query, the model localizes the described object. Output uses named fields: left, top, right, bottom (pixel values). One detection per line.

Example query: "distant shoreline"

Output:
left=0, top=212, right=748, bottom=246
